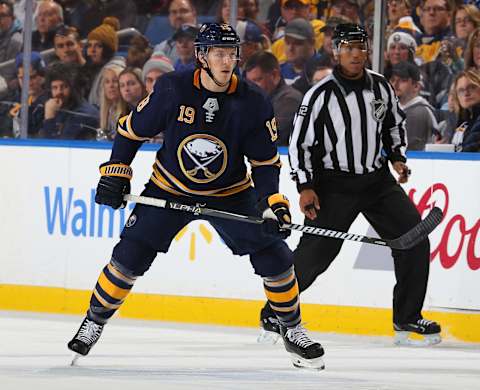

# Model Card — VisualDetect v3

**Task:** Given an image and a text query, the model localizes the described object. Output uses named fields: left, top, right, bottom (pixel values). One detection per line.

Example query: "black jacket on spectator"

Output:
left=461, top=105, right=480, bottom=152
left=40, top=100, right=99, bottom=140
left=32, top=29, right=57, bottom=52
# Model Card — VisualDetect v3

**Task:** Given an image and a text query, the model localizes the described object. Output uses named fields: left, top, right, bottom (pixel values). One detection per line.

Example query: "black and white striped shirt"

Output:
left=289, top=68, right=407, bottom=190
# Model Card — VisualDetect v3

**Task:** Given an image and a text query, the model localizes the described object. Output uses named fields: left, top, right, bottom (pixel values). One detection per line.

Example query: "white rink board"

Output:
left=0, top=143, right=479, bottom=310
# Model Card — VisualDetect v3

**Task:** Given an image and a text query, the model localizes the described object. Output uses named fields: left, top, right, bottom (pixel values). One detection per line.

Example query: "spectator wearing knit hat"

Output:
left=142, top=52, right=174, bottom=94
left=385, top=31, right=418, bottom=68
left=86, top=17, right=126, bottom=107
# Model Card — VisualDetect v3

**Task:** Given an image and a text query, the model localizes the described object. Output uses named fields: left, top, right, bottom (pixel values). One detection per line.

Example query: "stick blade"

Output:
left=389, top=207, right=443, bottom=250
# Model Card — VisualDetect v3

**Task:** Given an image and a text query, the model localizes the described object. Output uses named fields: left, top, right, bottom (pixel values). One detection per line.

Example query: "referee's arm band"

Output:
left=297, top=182, right=315, bottom=193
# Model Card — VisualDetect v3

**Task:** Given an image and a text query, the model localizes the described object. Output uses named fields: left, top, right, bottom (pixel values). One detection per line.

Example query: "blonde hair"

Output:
left=452, top=4, right=480, bottom=36
left=452, top=68, right=480, bottom=115
left=463, top=27, right=480, bottom=69
left=100, top=63, right=126, bottom=134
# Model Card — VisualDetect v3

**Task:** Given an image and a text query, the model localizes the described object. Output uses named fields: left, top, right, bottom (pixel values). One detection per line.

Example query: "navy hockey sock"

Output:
left=263, top=266, right=301, bottom=328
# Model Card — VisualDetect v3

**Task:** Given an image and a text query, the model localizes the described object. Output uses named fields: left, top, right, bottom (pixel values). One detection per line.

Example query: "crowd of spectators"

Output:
left=0, top=0, right=479, bottom=152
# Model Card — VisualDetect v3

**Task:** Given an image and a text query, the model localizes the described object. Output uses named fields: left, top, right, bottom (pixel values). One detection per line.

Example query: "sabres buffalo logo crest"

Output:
left=177, top=134, right=228, bottom=183
left=370, top=99, right=387, bottom=122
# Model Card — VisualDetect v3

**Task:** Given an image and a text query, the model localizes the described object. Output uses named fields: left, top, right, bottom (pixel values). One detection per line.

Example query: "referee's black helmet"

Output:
left=332, top=23, right=368, bottom=51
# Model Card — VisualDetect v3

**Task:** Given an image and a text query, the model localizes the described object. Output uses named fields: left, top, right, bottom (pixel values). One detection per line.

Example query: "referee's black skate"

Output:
left=68, top=316, right=104, bottom=365
left=257, top=306, right=281, bottom=344
left=394, top=318, right=441, bottom=346
left=281, top=324, right=325, bottom=370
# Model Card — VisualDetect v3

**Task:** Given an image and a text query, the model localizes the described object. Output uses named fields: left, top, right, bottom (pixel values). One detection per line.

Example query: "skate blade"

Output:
left=70, top=353, right=82, bottom=366
left=257, top=329, right=281, bottom=344
left=290, top=354, right=325, bottom=370
left=394, top=331, right=442, bottom=346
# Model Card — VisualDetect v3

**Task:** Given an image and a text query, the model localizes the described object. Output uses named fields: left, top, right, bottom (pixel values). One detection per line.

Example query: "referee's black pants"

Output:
left=264, top=166, right=430, bottom=325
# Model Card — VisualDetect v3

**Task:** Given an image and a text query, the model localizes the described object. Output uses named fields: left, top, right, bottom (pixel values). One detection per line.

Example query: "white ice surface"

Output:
left=0, top=311, right=479, bottom=390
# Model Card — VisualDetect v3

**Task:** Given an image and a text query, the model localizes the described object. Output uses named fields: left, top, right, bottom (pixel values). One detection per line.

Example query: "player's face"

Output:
left=337, top=40, right=368, bottom=77
left=206, top=46, right=238, bottom=84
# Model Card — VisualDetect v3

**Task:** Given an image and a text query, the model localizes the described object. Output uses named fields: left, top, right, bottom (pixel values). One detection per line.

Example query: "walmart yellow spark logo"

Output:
left=174, top=223, right=213, bottom=261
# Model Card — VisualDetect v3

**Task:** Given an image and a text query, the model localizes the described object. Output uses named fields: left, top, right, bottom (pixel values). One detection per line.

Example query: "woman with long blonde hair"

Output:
left=99, top=62, right=126, bottom=140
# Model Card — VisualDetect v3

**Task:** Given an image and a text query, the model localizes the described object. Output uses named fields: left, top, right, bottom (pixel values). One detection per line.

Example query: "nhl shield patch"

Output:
left=370, top=99, right=387, bottom=122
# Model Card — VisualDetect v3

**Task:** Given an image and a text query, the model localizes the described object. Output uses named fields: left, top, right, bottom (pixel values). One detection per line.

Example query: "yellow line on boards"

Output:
left=0, top=284, right=479, bottom=343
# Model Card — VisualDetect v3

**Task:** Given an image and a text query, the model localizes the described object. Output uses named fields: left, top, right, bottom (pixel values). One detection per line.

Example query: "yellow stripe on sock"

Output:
left=98, top=272, right=131, bottom=301
left=264, top=281, right=299, bottom=303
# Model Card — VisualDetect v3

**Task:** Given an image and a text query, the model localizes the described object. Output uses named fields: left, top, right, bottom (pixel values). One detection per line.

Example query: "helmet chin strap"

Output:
left=203, top=62, right=230, bottom=88
left=199, top=51, right=232, bottom=88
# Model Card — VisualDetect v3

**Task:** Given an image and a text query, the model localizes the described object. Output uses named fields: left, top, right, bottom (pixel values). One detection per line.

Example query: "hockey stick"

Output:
left=123, top=194, right=443, bottom=250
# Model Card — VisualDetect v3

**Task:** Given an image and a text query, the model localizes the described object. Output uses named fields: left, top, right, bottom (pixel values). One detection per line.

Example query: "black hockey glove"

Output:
left=95, top=160, right=132, bottom=209
left=259, top=193, right=292, bottom=239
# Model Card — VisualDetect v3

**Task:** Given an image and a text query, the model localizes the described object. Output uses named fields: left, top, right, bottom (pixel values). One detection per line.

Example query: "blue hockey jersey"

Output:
left=110, top=69, right=281, bottom=199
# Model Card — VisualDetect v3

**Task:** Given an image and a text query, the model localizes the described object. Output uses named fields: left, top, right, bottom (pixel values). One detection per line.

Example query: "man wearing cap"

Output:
left=389, top=61, right=439, bottom=150
left=173, top=23, right=199, bottom=72
left=7, top=52, right=48, bottom=138
left=154, top=0, right=198, bottom=64
left=270, top=0, right=324, bottom=64
left=280, top=18, right=318, bottom=84
left=245, top=51, right=303, bottom=145
left=236, top=19, right=267, bottom=71
left=142, top=52, right=175, bottom=94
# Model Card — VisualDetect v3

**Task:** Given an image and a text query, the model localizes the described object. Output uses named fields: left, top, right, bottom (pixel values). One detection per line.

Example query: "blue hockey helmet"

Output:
left=194, top=23, right=240, bottom=54
left=332, top=23, right=369, bottom=52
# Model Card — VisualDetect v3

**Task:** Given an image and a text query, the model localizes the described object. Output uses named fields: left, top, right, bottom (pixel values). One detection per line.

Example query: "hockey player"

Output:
left=67, top=23, right=325, bottom=370
left=258, top=23, right=442, bottom=347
